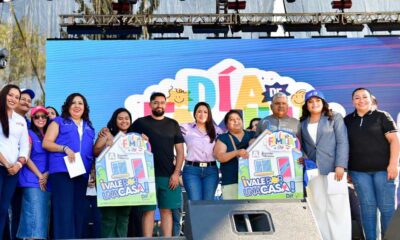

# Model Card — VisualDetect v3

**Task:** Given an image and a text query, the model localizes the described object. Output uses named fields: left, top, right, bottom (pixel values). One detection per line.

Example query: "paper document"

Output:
left=86, top=187, right=97, bottom=196
left=64, top=152, right=86, bottom=178
left=327, top=172, right=348, bottom=195
left=306, top=169, right=319, bottom=182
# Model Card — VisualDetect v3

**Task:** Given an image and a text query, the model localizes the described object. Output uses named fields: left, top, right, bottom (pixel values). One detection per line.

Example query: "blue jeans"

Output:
left=182, top=164, right=218, bottom=200
left=0, top=168, right=19, bottom=238
left=350, top=171, right=397, bottom=240
left=17, top=188, right=50, bottom=239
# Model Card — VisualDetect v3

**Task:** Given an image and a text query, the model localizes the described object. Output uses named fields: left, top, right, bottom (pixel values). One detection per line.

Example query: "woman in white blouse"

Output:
left=0, top=84, right=29, bottom=237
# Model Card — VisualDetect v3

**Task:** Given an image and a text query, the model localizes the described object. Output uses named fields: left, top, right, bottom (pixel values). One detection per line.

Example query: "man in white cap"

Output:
left=15, top=88, right=35, bottom=127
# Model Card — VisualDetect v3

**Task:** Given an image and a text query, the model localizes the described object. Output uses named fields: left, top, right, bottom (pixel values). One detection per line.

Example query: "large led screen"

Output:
left=46, top=38, right=400, bottom=131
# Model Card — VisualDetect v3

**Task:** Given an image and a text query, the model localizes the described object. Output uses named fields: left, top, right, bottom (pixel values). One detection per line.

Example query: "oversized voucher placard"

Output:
left=238, top=130, right=303, bottom=200
left=96, top=132, right=156, bottom=207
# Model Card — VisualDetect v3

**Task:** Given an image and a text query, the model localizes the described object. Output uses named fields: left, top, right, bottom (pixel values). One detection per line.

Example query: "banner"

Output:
left=238, top=130, right=303, bottom=199
left=96, top=132, right=156, bottom=207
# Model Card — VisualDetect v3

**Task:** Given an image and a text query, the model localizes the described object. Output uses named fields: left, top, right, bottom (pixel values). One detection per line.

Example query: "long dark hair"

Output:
left=247, top=118, right=260, bottom=130
left=46, top=106, right=59, bottom=117
left=30, top=111, right=50, bottom=141
left=300, top=98, right=333, bottom=122
left=224, top=109, right=243, bottom=126
left=107, top=108, right=132, bottom=136
left=351, top=87, right=371, bottom=99
left=61, top=93, right=92, bottom=126
left=0, top=84, right=20, bottom=138
left=193, top=102, right=216, bottom=143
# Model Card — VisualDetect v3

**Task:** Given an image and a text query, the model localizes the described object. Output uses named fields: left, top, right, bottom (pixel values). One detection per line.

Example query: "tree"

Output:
left=0, top=17, right=46, bottom=101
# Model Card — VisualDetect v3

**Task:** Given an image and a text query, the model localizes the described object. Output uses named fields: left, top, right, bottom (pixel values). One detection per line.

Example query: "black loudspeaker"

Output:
left=384, top=208, right=400, bottom=240
left=184, top=199, right=321, bottom=240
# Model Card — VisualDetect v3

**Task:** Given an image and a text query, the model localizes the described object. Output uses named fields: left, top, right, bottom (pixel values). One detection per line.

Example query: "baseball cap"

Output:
left=31, top=106, right=48, bottom=116
left=20, top=88, right=35, bottom=99
left=305, top=89, right=325, bottom=102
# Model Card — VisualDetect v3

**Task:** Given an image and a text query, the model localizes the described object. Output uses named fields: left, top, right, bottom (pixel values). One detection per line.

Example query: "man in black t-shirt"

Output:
left=129, top=92, right=184, bottom=237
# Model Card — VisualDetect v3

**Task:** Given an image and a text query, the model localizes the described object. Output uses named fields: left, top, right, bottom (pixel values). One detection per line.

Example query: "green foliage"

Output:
left=75, top=0, right=113, bottom=15
left=0, top=17, right=45, bottom=98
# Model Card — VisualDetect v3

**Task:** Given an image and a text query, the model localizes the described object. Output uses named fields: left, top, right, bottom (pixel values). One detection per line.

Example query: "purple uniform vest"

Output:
left=18, top=129, right=48, bottom=188
left=48, top=117, right=95, bottom=176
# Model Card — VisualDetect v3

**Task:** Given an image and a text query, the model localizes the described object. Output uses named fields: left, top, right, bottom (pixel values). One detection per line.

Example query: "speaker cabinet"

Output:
left=384, top=207, right=400, bottom=240
left=184, top=199, right=321, bottom=240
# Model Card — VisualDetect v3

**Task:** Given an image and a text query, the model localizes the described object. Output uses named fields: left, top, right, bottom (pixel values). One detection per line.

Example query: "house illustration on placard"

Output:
left=238, top=130, right=304, bottom=200
left=95, top=132, right=156, bottom=207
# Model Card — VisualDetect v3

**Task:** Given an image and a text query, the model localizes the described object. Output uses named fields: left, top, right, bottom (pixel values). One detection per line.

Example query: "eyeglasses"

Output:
left=33, top=114, right=48, bottom=120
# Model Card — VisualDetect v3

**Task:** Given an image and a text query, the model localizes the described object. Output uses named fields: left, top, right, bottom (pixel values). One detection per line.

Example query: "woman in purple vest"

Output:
left=43, top=93, right=95, bottom=239
left=17, top=106, right=50, bottom=239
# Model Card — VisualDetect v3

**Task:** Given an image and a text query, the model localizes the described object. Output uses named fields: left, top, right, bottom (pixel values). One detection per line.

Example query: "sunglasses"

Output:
left=33, top=114, right=48, bottom=120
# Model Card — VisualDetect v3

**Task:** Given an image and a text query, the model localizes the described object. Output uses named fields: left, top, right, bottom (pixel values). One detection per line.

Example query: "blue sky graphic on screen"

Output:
left=46, top=38, right=400, bottom=131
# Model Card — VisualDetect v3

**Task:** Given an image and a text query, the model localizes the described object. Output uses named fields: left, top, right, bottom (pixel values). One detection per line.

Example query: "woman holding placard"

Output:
left=299, top=89, right=351, bottom=240
left=213, top=110, right=254, bottom=200
left=93, top=108, right=132, bottom=238
left=43, top=93, right=95, bottom=239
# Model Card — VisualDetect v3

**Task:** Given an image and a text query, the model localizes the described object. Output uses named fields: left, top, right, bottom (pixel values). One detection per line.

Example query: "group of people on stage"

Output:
left=0, top=84, right=398, bottom=240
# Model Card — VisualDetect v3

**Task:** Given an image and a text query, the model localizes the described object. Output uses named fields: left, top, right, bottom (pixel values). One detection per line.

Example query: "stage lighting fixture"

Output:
left=153, top=37, right=189, bottom=40
left=0, top=0, right=13, bottom=2
left=233, top=23, right=278, bottom=33
left=192, top=24, right=229, bottom=34
left=259, top=36, right=294, bottom=39
left=311, top=35, right=347, bottom=38
left=67, top=26, right=142, bottom=35
left=147, top=25, right=184, bottom=34
left=227, top=0, right=246, bottom=10
left=331, top=0, right=352, bottom=9
left=283, top=23, right=321, bottom=32
left=0, top=48, right=9, bottom=69
left=367, top=22, right=400, bottom=32
left=325, top=23, right=364, bottom=32
left=206, top=36, right=241, bottom=39
left=364, top=34, right=400, bottom=37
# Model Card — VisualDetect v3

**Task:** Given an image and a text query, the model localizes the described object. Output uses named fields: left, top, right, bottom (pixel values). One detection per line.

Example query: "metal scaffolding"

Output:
left=59, top=12, right=400, bottom=38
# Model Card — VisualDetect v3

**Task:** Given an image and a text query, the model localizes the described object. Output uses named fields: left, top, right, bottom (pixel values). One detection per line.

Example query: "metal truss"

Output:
left=60, top=12, right=400, bottom=26
left=59, top=12, right=400, bottom=38
left=59, top=13, right=235, bottom=27
left=235, top=12, right=400, bottom=25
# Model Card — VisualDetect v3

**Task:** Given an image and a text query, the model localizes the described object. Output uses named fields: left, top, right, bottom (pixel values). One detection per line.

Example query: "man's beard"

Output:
left=152, top=108, right=164, bottom=117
